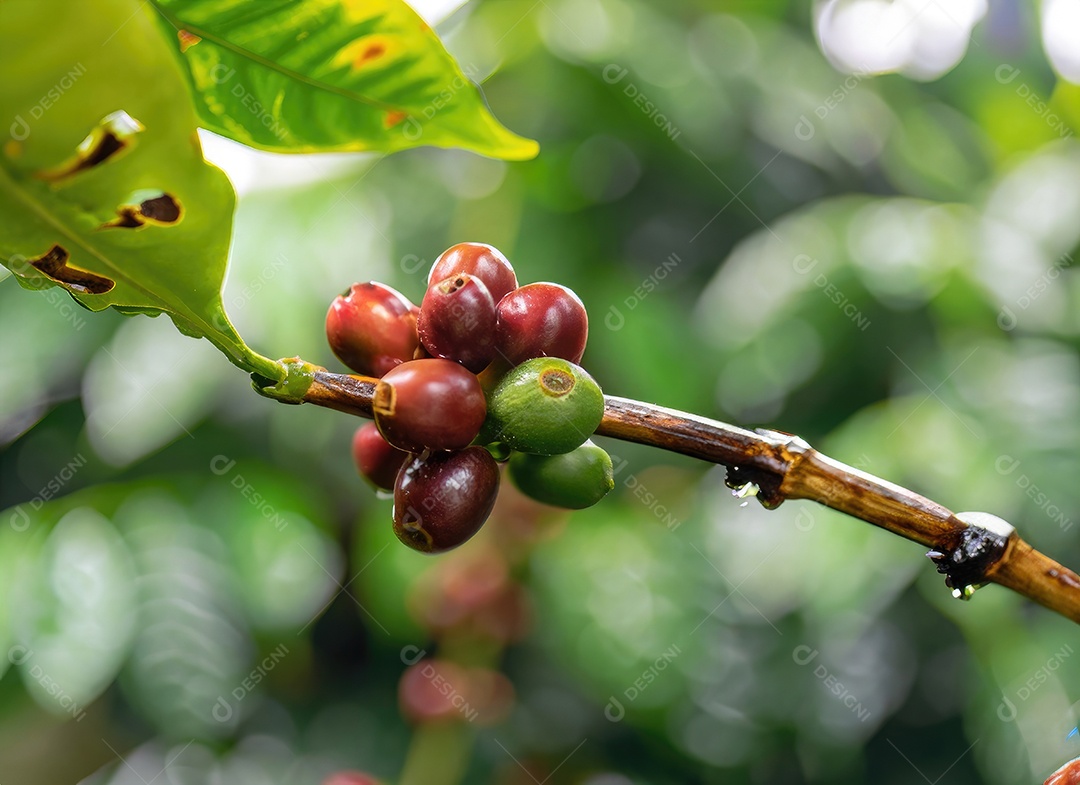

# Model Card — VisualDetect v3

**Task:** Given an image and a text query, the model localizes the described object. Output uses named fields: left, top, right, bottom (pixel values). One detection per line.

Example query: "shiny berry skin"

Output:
left=373, top=359, right=486, bottom=452
left=1046, top=758, right=1080, bottom=785
left=326, top=282, right=419, bottom=377
left=508, top=440, right=614, bottom=509
left=352, top=423, right=408, bottom=491
left=482, top=357, right=604, bottom=455
left=417, top=274, right=497, bottom=372
left=393, top=447, right=500, bottom=553
left=428, top=242, right=518, bottom=304
left=495, top=283, right=588, bottom=366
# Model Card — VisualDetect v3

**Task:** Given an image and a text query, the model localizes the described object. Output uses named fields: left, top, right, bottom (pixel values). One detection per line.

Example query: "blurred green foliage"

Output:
left=3, top=1, right=1080, bottom=784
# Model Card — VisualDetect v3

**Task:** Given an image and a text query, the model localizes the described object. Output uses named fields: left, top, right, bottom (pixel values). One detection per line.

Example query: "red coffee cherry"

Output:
left=1046, top=757, right=1080, bottom=785
left=393, top=447, right=500, bottom=553
left=398, top=659, right=514, bottom=726
left=352, top=423, right=408, bottom=491
left=428, top=242, right=518, bottom=304
left=372, top=359, right=486, bottom=452
left=494, top=283, right=588, bottom=366
left=417, top=273, right=497, bottom=373
left=326, top=282, right=419, bottom=377
left=399, top=659, right=472, bottom=724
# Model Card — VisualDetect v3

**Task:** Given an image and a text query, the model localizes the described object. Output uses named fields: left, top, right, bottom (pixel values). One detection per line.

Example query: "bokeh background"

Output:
left=3, top=0, right=1080, bottom=783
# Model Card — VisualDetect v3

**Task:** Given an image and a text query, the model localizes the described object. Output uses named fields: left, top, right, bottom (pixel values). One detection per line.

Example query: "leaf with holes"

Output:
left=147, top=0, right=538, bottom=159
left=0, top=0, right=282, bottom=380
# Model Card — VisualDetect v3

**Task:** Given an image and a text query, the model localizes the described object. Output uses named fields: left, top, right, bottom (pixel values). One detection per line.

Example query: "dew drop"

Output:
left=732, top=482, right=760, bottom=500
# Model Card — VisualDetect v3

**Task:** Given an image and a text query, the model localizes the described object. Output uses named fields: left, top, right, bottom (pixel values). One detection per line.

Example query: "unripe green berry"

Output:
left=482, top=357, right=604, bottom=455
left=508, top=441, right=614, bottom=509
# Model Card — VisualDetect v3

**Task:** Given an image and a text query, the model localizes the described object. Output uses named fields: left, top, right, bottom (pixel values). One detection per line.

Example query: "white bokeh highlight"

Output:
left=815, top=0, right=987, bottom=81
left=1042, top=0, right=1080, bottom=84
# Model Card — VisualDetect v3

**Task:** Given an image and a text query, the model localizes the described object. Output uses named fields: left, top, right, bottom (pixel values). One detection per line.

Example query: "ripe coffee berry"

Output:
left=373, top=359, right=486, bottom=452
left=495, top=282, right=588, bottom=366
left=417, top=273, right=497, bottom=372
left=393, top=446, right=500, bottom=553
left=326, top=282, right=419, bottom=377
left=352, top=422, right=408, bottom=491
left=428, top=242, right=518, bottom=304
left=1046, top=757, right=1080, bottom=785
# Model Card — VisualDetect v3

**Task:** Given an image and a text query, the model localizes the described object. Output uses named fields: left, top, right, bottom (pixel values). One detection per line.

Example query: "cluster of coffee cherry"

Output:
left=326, top=243, right=614, bottom=554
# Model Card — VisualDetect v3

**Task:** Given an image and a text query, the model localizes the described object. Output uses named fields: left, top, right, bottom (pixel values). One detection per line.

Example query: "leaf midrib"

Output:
left=0, top=163, right=213, bottom=329
left=149, top=2, right=413, bottom=115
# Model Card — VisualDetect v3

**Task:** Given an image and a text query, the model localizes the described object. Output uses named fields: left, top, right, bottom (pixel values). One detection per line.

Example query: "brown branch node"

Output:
left=925, top=511, right=1015, bottom=600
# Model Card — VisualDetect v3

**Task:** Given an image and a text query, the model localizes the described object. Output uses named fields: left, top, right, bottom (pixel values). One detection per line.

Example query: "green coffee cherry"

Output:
left=509, top=441, right=614, bottom=509
left=483, top=357, right=604, bottom=455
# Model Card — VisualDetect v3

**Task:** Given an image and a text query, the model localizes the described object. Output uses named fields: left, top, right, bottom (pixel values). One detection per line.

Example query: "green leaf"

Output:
left=13, top=508, right=138, bottom=718
left=147, top=0, right=539, bottom=160
left=1051, top=80, right=1080, bottom=138
left=0, top=0, right=282, bottom=380
left=115, top=491, right=253, bottom=738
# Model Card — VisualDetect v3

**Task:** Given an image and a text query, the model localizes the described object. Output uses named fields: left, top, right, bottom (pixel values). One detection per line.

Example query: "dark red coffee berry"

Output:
left=494, top=282, right=588, bottom=366
left=393, top=446, right=500, bottom=553
left=428, top=243, right=518, bottom=304
left=352, top=423, right=408, bottom=491
left=373, top=359, right=486, bottom=452
left=417, top=274, right=497, bottom=372
left=326, top=282, right=419, bottom=377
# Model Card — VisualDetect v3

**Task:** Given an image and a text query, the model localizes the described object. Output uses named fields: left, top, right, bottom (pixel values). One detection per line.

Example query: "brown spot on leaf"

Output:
left=178, top=29, right=202, bottom=52
left=138, top=194, right=182, bottom=223
left=384, top=110, right=408, bottom=129
left=102, top=193, right=183, bottom=230
left=37, top=111, right=142, bottom=182
left=30, top=245, right=114, bottom=294
left=334, top=35, right=394, bottom=72
left=358, top=42, right=386, bottom=65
